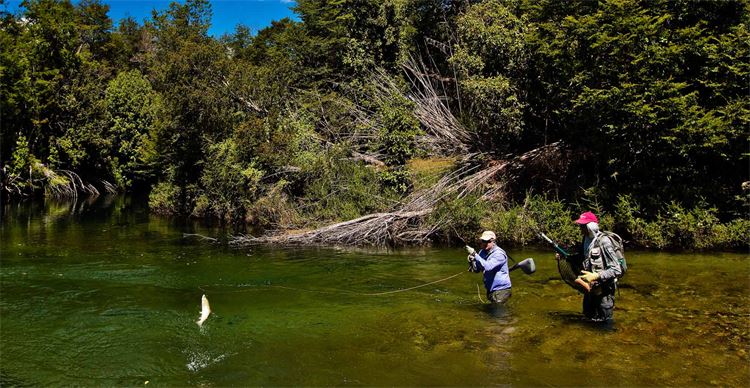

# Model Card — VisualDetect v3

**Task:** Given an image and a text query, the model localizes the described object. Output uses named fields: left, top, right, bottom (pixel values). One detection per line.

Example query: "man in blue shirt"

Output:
left=468, top=231, right=512, bottom=304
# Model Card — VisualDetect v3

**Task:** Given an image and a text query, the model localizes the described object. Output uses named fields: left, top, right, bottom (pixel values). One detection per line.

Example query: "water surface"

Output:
left=1, top=197, right=748, bottom=386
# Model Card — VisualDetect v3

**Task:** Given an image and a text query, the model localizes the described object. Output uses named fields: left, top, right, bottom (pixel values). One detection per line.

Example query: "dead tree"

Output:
left=229, top=54, right=568, bottom=247
left=230, top=142, right=565, bottom=247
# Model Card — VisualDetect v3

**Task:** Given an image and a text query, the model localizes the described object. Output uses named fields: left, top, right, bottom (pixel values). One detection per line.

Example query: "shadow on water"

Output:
left=547, top=310, right=617, bottom=332
left=617, top=282, right=659, bottom=297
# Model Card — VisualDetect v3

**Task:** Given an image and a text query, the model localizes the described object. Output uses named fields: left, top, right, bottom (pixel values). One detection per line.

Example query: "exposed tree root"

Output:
left=2, top=163, right=116, bottom=200
left=47, top=169, right=99, bottom=198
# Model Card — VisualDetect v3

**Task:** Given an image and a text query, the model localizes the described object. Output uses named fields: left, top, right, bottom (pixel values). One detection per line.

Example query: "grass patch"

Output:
left=408, top=157, right=457, bottom=190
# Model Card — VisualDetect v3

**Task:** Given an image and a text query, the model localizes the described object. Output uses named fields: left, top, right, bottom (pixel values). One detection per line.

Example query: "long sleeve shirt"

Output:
left=583, top=234, right=623, bottom=283
left=471, top=245, right=511, bottom=292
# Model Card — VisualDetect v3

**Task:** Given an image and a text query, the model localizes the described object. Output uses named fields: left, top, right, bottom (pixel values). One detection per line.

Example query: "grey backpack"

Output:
left=597, top=231, right=627, bottom=277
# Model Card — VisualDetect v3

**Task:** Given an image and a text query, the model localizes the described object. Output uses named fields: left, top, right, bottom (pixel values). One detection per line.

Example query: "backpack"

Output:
left=596, top=231, right=627, bottom=277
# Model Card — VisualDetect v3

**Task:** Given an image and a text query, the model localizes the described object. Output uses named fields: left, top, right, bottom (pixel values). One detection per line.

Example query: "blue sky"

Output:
left=2, top=0, right=299, bottom=37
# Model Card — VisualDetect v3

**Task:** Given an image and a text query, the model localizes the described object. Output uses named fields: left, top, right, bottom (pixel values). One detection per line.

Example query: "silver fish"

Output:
left=197, top=294, right=211, bottom=326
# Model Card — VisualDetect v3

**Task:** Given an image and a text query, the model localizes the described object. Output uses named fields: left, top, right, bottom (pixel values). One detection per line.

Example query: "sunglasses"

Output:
left=480, top=239, right=492, bottom=243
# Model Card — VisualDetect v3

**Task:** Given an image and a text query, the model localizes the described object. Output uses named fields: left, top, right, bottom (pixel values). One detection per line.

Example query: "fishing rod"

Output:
left=528, top=219, right=574, bottom=258
left=537, top=230, right=595, bottom=292
left=538, top=231, right=571, bottom=258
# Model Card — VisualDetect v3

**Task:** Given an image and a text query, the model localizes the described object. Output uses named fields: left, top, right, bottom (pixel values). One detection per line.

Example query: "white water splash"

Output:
left=186, top=352, right=227, bottom=372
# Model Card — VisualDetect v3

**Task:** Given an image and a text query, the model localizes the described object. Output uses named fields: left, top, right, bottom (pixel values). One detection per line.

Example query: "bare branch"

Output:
left=230, top=142, right=566, bottom=247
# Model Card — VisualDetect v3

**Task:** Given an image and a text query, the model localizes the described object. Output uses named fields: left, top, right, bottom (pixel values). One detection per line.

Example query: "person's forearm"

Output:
left=477, top=252, right=505, bottom=272
left=597, top=243, right=622, bottom=282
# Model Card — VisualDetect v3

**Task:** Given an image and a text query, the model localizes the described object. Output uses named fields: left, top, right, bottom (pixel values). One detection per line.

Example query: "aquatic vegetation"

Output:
left=4, top=198, right=747, bottom=385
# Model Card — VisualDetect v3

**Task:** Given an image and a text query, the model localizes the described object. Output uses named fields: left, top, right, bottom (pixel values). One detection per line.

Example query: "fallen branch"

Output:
left=351, top=152, right=386, bottom=167
left=42, top=168, right=99, bottom=199
left=231, top=142, right=566, bottom=247
left=368, top=56, right=471, bottom=154
left=101, top=180, right=118, bottom=195
left=183, top=233, right=219, bottom=242
left=231, top=209, right=433, bottom=246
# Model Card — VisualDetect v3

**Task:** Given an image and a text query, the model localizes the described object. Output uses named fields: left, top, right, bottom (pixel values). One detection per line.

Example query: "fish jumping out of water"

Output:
left=197, top=294, right=211, bottom=326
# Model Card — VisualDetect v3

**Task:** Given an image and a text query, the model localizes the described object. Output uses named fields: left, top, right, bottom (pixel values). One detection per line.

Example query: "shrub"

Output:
left=249, top=180, right=301, bottom=231
left=612, top=195, right=749, bottom=250
left=485, top=204, right=528, bottom=246
left=430, top=194, right=488, bottom=244
left=375, top=94, right=421, bottom=166
left=198, top=139, right=264, bottom=222
left=714, top=219, right=750, bottom=249
left=299, top=147, right=395, bottom=222
left=525, top=195, right=579, bottom=246
left=378, top=167, right=412, bottom=195
left=661, top=202, right=719, bottom=249
left=149, top=181, right=181, bottom=215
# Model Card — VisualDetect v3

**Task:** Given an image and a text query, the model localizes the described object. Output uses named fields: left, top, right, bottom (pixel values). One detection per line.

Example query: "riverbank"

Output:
left=3, top=1, right=747, bottom=257
left=3, top=195, right=747, bottom=251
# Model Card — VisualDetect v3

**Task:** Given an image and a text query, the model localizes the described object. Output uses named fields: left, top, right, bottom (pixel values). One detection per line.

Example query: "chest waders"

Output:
left=582, top=236, right=617, bottom=321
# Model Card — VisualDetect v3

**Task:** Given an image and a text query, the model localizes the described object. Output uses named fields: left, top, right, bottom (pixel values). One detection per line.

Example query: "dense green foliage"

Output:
left=1, top=0, right=747, bottom=249
left=433, top=193, right=749, bottom=250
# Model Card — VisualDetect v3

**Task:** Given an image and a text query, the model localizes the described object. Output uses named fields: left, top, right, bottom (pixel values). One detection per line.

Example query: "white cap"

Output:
left=480, top=231, right=496, bottom=241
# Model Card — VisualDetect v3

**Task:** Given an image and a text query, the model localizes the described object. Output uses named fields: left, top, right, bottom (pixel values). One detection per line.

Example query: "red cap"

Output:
left=574, top=211, right=598, bottom=224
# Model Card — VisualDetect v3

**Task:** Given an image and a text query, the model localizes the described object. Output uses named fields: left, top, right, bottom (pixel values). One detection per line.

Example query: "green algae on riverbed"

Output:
left=1, top=198, right=748, bottom=385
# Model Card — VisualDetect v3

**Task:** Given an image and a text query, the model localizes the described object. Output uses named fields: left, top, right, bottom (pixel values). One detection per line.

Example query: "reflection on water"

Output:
left=482, top=301, right=511, bottom=319
left=1, top=196, right=749, bottom=386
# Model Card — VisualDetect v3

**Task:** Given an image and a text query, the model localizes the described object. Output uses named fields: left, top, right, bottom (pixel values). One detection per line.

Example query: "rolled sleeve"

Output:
left=597, top=237, right=623, bottom=282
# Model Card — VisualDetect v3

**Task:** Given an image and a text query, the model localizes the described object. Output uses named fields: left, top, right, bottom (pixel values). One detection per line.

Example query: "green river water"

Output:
left=1, top=196, right=748, bottom=386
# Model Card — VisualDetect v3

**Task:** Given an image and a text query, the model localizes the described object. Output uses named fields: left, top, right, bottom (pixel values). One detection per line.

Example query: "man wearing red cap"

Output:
left=561, top=211, right=623, bottom=322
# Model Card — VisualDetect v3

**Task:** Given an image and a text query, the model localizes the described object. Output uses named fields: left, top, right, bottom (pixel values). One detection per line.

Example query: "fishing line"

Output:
left=199, top=270, right=467, bottom=297
left=476, top=283, right=487, bottom=304
left=354, top=271, right=465, bottom=296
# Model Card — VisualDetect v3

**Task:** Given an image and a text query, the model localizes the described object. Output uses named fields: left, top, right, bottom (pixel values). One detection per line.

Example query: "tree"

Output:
left=523, top=0, right=749, bottom=214
left=450, top=0, right=527, bottom=152
left=102, top=69, right=164, bottom=187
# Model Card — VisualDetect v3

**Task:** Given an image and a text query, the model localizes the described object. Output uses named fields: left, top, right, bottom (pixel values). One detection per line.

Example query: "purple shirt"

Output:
left=473, top=245, right=511, bottom=292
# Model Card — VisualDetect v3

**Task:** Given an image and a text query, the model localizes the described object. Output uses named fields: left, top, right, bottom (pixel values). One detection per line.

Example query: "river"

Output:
left=1, top=196, right=748, bottom=386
